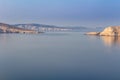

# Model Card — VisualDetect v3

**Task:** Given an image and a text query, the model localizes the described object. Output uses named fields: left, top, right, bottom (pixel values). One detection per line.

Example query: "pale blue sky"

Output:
left=0, top=0, right=120, bottom=27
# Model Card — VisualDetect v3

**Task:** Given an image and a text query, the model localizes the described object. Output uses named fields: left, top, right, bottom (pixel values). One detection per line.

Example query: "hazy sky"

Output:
left=0, top=0, right=120, bottom=27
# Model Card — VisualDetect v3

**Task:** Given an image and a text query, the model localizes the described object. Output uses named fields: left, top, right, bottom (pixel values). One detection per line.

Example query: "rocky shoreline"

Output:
left=0, top=23, right=38, bottom=34
left=86, top=26, right=120, bottom=36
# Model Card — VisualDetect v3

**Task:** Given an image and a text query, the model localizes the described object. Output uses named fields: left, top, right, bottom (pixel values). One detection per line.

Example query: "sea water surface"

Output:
left=0, top=32, right=120, bottom=80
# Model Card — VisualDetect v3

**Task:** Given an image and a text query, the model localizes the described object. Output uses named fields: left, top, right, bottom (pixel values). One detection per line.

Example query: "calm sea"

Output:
left=0, top=32, right=120, bottom=80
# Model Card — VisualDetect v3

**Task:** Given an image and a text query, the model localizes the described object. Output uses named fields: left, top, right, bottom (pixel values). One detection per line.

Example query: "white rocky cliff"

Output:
left=86, top=26, right=120, bottom=36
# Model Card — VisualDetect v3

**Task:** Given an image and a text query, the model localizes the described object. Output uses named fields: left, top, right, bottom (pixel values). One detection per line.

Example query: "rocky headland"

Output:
left=0, top=23, right=38, bottom=34
left=86, top=26, right=120, bottom=36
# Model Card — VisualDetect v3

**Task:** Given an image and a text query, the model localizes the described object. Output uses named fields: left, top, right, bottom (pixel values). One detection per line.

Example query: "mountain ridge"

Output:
left=0, top=23, right=37, bottom=33
left=13, top=23, right=89, bottom=32
left=0, top=22, right=99, bottom=33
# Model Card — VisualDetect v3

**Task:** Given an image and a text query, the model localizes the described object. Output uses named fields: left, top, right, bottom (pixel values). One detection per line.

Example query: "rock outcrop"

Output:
left=100, top=26, right=120, bottom=36
left=85, top=32, right=100, bottom=35
left=0, top=23, right=38, bottom=34
left=86, top=26, right=120, bottom=36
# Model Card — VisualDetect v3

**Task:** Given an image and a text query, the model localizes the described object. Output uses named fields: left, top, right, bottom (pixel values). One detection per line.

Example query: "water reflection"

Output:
left=101, top=36, right=120, bottom=47
left=0, top=34, right=8, bottom=45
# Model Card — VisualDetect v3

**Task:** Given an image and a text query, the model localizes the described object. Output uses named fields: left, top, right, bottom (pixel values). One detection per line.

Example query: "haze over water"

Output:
left=0, top=32, right=120, bottom=80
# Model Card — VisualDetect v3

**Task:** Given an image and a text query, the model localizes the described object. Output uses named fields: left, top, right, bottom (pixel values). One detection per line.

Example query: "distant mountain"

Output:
left=0, top=23, right=37, bottom=33
left=0, top=22, right=96, bottom=33
left=13, top=24, right=88, bottom=32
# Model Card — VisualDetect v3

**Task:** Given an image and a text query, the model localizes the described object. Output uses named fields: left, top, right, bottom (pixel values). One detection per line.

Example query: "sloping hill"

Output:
left=0, top=23, right=37, bottom=33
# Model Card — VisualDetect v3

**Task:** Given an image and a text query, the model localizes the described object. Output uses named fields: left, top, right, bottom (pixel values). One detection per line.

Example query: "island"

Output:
left=86, top=26, right=120, bottom=36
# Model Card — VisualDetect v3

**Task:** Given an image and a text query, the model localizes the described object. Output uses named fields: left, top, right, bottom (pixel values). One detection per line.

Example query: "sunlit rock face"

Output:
left=86, top=26, right=120, bottom=36
left=100, top=26, right=120, bottom=36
